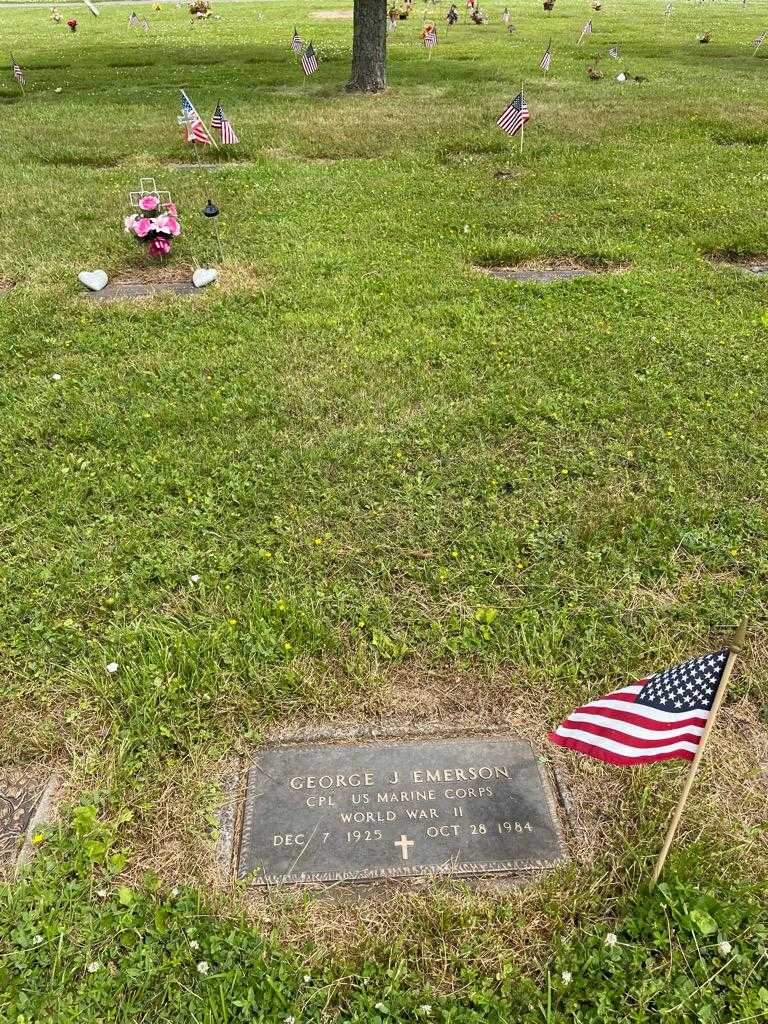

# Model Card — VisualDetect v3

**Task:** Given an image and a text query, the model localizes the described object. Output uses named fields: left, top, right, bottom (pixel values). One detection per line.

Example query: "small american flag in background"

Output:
left=180, top=89, right=212, bottom=144
left=211, top=101, right=239, bottom=144
left=141, top=15, right=149, bottom=30
left=496, top=91, right=529, bottom=136
left=539, top=42, right=552, bottom=71
left=752, top=31, right=766, bottom=46
left=301, top=41, right=319, bottom=76
left=291, top=27, right=303, bottom=53
left=548, top=650, right=730, bottom=765
left=580, top=19, right=593, bottom=38
left=128, top=10, right=138, bottom=26
left=11, top=56, right=25, bottom=86
left=608, top=44, right=619, bottom=58
left=388, top=15, right=398, bottom=32
left=424, top=26, right=438, bottom=47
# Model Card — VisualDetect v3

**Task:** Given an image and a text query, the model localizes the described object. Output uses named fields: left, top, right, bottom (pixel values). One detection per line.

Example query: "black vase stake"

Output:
left=202, top=198, right=224, bottom=264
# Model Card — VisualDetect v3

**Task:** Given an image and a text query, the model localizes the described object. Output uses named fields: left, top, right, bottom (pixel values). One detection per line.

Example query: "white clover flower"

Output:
left=418, top=1007, right=432, bottom=1016
left=106, top=662, right=118, bottom=674
left=718, top=940, right=732, bottom=956
left=196, top=961, right=209, bottom=975
left=375, top=1004, right=387, bottom=1013
left=605, top=932, right=618, bottom=947
left=170, top=887, right=180, bottom=898
left=189, top=940, right=200, bottom=950
left=561, top=971, right=572, bottom=985
left=51, top=373, right=62, bottom=381
left=33, top=935, right=43, bottom=946
left=96, top=889, right=107, bottom=898
left=190, top=574, right=201, bottom=583
left=86, top=961, right=101, bottom=973
left=284, top=1017, right=296, bottom=1024
left=303, top=974, right=311, bottom=983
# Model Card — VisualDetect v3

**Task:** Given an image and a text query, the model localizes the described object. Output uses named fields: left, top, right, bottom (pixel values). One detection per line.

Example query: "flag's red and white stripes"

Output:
left=187, top=119, right=212, bottom=144
left=548, top=683, right=710, bottom=765
left=220, top=116, right=238, bottom=144
left=496, top=92, right=529, bottom=137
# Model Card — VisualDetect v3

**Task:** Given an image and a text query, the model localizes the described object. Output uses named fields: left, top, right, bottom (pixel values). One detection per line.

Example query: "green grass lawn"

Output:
left=1, top=0, right=768, bottom=1019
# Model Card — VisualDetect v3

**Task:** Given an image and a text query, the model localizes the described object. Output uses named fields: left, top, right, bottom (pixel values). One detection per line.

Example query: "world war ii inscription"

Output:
left=238, top=737, right=566, bottom=884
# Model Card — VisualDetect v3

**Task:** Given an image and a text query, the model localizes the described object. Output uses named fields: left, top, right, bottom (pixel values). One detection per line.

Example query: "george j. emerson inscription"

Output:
left=238, top=737, right=566, bottom=885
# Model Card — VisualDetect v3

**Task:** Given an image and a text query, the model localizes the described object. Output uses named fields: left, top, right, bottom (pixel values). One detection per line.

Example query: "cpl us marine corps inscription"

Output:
left=238, top=737, right=566, bottom=884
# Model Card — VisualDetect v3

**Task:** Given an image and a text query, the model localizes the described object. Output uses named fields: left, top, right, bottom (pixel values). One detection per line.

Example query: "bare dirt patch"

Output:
left=39, top=153, right=123, bottom=169
left=712, top=129, right=768, bottom=147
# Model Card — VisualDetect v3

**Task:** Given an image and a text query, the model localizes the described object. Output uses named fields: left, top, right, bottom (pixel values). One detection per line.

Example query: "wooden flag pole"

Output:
left=754, top=37, right=764, bottom=56
left=649, top=617, right=748, bottom=888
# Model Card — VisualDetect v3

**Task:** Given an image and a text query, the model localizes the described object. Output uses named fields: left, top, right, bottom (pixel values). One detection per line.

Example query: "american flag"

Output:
left=539, top=42, right=552, bottom=71
left=141, top=15, right=149, bottom=30
left=291, top=27, right=303, bottom=53
left=580, top=19, right=593, bottom=39
left=11, top=56, right=25, bottom=86
left=548, top=649, right=730, bottom=766
left=388, top=15, right=398, bottom=32
left=301, top=42, right=319, bottom=76
left=753, top=31, right=766, bottom=46
left=211, top=101, right=239, bottom=144
left=608, top=44, right=619, bottom=58
left=180, top=89, right=212, bottom=144
left=424, top=26, right=438, bottom=47
left=128, top=10, right=138, bottom=26
left=496, top=91, right=529, bottom=136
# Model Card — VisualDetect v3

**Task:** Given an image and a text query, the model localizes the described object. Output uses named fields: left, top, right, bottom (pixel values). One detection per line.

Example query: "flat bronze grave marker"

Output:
left=81, top=281, right=198, bottom=301
left=238, top=737, right=566, bottom=885
left=485, top=267, right=599, bottom=283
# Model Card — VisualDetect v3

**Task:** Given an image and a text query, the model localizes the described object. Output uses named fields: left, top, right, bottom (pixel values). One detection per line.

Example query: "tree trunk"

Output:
left=347, top=0, right=387, bottom=92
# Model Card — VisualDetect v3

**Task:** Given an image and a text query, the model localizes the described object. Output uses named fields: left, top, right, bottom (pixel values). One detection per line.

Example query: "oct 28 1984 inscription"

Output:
left=238, top=737, right=566, bottom=885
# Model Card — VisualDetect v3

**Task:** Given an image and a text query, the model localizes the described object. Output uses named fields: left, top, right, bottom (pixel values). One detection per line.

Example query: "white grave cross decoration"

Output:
left=129, top=177, right=172, bottom=210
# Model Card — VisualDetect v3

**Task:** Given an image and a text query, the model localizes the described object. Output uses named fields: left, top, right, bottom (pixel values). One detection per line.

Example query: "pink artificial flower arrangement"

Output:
left=124, top=193, right=182, bottom=258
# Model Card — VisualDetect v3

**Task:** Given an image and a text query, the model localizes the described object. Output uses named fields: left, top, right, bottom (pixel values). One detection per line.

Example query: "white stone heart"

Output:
left=192, top=267, right=218, bottom=289
left=78, top=270, right=108, bottom=291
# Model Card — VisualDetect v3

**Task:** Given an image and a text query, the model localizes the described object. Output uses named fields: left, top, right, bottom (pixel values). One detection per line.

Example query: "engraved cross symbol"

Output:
left=394, top=834, right=414, bottom=861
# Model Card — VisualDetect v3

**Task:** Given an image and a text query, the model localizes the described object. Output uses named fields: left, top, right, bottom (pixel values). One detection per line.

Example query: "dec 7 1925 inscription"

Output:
left=238, top=737, right=566, bottom=885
